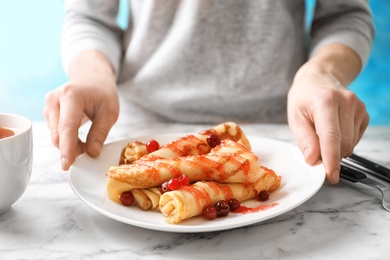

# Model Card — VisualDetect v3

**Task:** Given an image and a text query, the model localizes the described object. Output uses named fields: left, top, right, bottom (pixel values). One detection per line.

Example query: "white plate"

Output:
left=69, top=134, right=325, bottom=233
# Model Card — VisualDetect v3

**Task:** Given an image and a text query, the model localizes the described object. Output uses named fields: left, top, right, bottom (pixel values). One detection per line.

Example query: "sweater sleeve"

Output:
left=309, top=0, right=375, bottom=67
left=61, top=0, right=124, bottom=75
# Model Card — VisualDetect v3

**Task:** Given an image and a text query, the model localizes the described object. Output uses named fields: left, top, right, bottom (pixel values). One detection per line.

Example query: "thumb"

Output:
left=85, top=117, right=114, bottom=157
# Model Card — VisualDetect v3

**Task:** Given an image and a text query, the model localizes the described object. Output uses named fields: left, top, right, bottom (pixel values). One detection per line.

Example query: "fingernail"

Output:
left=303, top=148, right=311, bottom=160
left=332, top=170, right=340, bottom=183
left=94, top=140, right=102, bottom=151
left=61, top=156, right=68, bottom=171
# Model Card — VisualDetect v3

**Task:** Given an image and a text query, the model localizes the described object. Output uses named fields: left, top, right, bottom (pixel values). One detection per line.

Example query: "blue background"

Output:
left=0, top=0, right=389, bottom=125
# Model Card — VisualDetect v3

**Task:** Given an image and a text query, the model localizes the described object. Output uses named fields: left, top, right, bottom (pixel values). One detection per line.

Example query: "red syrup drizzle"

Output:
left=233, top=202, right=279, bottom=214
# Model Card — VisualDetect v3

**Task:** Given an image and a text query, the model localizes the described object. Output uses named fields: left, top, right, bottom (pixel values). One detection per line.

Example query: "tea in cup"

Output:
left=0, top=113, right=33, bottom=214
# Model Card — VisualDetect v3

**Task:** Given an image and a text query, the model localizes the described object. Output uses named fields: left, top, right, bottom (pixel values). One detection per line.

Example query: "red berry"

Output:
left=146, top=139, right=160, bottom=153
left=167, top=175, right=190, bottom=190
left=215, top=200, right=230, bottom=217
left=257, top=190, right=270, bottom=202
left=228, top=198, right=241, bottom=211
left=203, top=205, right=217, bottom=220
left=177, top=174, right=190, bottom=186
left=161, top=181, right=170, bottom=193
left=120, top=191, right=134, bottom=206
left=206, top=134, right=221, bottom=148
left=167, top=178, right=180, bottom=190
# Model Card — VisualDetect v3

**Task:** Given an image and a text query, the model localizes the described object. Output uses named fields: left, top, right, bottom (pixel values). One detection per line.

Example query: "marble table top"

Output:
left=1, top=122, right=389, bottom=260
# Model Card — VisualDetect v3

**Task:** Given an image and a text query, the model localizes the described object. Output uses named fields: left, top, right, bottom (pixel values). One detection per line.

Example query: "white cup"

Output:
left=0, top=113, right=33, bottom=214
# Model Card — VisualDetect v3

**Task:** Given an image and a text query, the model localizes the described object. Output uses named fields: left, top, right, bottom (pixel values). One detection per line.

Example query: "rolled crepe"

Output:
left=119, top=141, right=147, bottom=164
left=159, top=181, right=258, bottom=224
left=107, top=140, right=281, bottom=202
left=108, top=167, right=280, bottom=211
left=119, top=122, right=251, bottom=164
left=131, top=188, right=162, bottom=211
left=109, top=140, right=259, bottom=189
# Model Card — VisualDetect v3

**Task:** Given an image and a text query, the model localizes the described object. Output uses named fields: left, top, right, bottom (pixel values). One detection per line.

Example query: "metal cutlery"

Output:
left=340, top=159, right=390, bottom=212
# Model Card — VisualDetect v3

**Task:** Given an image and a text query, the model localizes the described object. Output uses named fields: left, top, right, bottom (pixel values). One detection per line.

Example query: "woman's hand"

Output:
left=288, top=44, right=369, bottom=184
left=44, top=50, right=119, bottom=171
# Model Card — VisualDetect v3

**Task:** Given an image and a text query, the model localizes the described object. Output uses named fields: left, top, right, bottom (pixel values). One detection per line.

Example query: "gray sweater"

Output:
left=62, top=0, right=374, bottom=124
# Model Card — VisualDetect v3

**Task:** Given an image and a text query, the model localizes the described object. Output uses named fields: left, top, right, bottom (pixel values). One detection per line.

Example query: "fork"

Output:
left=340, top=163, right=390, bottom=212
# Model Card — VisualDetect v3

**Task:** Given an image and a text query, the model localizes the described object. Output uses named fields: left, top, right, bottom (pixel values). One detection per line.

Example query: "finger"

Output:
left=44, top=91, right=61, bottom=148
left=315, top=105, right=341, bottom=184
left=357, top=111, right=370, bottom=144
left=338, top=93, right=355, bottom=158
left=85, top=109, right=117, bottom=157
left=290, top=116, right=321, bottom=166
left=57, top=92, right=85, bottom=171
left=355, top=104, right=370, bottom=146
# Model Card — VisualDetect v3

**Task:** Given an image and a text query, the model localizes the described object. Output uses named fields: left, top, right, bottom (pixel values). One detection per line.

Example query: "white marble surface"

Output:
left=1, top=122, right=389, bottom=260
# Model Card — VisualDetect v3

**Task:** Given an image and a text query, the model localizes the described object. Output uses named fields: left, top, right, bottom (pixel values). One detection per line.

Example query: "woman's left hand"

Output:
left=288, top=58, right=369, bottom=184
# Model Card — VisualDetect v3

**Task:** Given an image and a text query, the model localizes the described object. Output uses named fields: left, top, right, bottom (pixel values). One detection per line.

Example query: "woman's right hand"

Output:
left=44, top=50, right=119, bottom=171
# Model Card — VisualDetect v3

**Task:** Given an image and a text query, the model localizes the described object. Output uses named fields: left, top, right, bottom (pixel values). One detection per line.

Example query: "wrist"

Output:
left=293, top=60, right=344, bottom=90
left=296, top=43, right=362, bottom=87
left=68, top=50, right=116, bottom=85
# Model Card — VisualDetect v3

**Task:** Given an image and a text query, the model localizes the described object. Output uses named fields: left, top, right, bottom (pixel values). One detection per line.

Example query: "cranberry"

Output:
left=167, top=174, right=190, bottom=190
left=177, top=174, right=190, bottom=186
left=206, top=134, right=221, bottom=148
left=161, top=181, right=170, bottom=193
left=228, top=198, right=241, bottom=211
left=203, top=205, right=218, bottom=220
left=120, top=191, right=134, bottom=206
left=257, top=190, right=270, bottom=202
left=167, top=178, right=180, bottom=190
left=215, top=200, right=230, bottom=217
left=146, top=139, right=160, bottom=153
